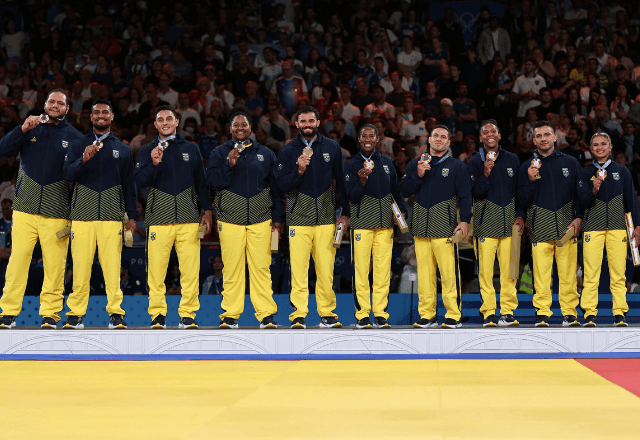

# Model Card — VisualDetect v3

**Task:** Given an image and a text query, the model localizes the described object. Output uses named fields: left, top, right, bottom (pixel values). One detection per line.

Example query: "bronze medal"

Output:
left=39, top=114, right=49, bottom=123
left=598, top=169, right=607, bottom=179
left=421, top=153, right=432, bottom=163
left=364, top=159, right=374, bottom=170
left=303, top=146, right=313, bottom=157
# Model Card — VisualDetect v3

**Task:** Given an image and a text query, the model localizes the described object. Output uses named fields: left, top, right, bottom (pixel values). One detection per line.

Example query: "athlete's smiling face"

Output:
left=44, top=91, right=69, bottom=119
left=230, top=114, right=251, bottom=142
left=359, top=127, right=378, bottom=155
left=590, top=135, right=612, bottom=162
left=532, top=125, right=557, bottom=155
left=295, top=112, right=320, bottom=139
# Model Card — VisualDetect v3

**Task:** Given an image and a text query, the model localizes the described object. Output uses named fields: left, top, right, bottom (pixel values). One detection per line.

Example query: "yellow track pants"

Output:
left=532, top=239, right=579, bottom=317
left=288, top=224, right=337, bottom=321
left=147, top=223, right=200, bottom=319
left=66, top=221, right=126, bottom=317
left=581, top=229, right=628, bottom=317
left=0, top=211, right=69, bottom=321
left=218, top=219, right=278, bottom=322
left=414, top=236, right=462, bottom=321
left=351, top=228, right=393, bottom=320
left=475, top=236, right=518, bottom=318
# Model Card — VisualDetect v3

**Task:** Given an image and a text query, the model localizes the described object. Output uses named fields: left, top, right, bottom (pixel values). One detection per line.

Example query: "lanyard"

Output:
left=432, top=152, right=450, bottom=165
left=157, top=134, right=176, bottom=149
left=94, top=132, right=110, bottom=142
left=302, top=136, right=316, bottom=149
left=593, top=158, right=611, bottom=171
left=360, top=151, right=375, bottom=162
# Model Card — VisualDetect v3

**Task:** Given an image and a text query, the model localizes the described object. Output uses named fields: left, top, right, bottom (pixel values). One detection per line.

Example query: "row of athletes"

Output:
left=0, top=89, right=638, bottom=330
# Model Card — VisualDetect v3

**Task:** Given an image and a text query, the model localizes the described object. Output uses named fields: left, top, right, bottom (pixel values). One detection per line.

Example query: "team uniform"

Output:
left=206, top=139, right=285, bottom=326
left=62, top=131, right=137, bottom=327
left=467, top=147, right=524, bottom=325
left=518, top=150, right=589, bottom=324
left=401, top=153, right=472, bottom=325
left=344, top=150, right=407, bottom=326
left=275, top=133, right=350, bottom=325
left=580, top=160, right=640, bottom=325
left=134, top=133, right=212, bottom=327
left=0, top=120, right=82, bottom=327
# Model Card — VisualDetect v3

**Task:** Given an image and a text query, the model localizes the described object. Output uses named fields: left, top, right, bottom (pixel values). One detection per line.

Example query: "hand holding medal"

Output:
left=529, top=158, right=542, bottom=181
left=417, top=153, right=431, bottom=177
left=39, top=114, right=49, bottom=124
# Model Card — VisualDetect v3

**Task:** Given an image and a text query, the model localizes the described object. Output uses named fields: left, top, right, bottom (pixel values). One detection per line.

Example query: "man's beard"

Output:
left=301, top=127, right=317, bottom=137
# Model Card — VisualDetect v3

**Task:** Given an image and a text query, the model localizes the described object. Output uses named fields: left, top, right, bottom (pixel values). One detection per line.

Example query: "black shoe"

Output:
left=442, top=318, right=461, bottom=329
left=63, top=315, right=84, bottom=329
left=109, top=314, right=127, bottom=329
left=219, top=317, right=238, bottom=329
left=562, top=315, right=581, bottom=327
left=356, top=317, right=372, bottom=329
left=150, top=314, right=166, bottom=329
left=535, top=315, right=550, bottom=327
left=584, top=315, right=597, bottom=327
left=498, top=314, right=519, bottom=327
left=414, top=317, right=438, bottom=328
left=614, top=315, right=628, bottom=327
left=483, top=314, right=497, bottom=328
left=41, top=317, right=57, bottom=329
left=291, top=317, right=306, bottom=329
left=260, top=315, right=277, bottom=329
left=319, top=316, right=342, bottom=328
left=179, top=317, right=198, bottom=329
left=373, top=316, right=391, bottom=329
left=0, top=315, right=16, bottom=329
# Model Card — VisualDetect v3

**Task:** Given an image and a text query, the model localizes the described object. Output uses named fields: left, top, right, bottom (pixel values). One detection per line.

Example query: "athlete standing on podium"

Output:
left=207, top=108, right=285, bottom=329
left=467, top=120, right=524, bottom=328
left=275, top=105, right=350, bottom=329
left=579, top=132, right=640, bottom=327
left=62, top=99, right=138, bottom=330
left=135, top=105, right=212, bottom=330
left=344, top=124, right=406, bottom=329
left=0, top=89, right=83, bottom=329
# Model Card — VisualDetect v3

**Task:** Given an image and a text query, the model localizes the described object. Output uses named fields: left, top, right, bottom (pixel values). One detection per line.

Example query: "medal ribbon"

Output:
left=433, top=151, right=450, bottom=165
left=94, top=132, right=110, bottom=143
left=593, top=158, right=611, bottom=172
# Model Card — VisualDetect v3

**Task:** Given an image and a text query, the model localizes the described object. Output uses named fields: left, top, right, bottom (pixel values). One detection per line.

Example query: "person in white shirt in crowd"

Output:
left=157, top=73, right=178, bottom=108
left=399, top=105, right=427, bottom=142
left=397, top=36, right=422, bottom=73
left=511, top=57, right=547, bottom=119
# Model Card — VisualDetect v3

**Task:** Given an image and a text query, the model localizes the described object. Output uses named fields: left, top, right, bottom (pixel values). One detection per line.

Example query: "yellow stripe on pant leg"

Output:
left=371, top=228, right=393, bottom=320
left=432, top=237, right=462, bottom=321
left=352, top=229, right=374, bottom=320
left=147, top=224, right=175, bottom=320
left=532, top=241, right=555, bottom=317
left=288, top=225, right=314, bottom=321
left=497, top=236, right=518, bottom=316
left=312, top=224, right=338, bottom=319
left=581, top=231, right=605, bottom=317
left=96, top=221, right=126, bottom=317
left=38, top=216, right=71, bottom=321
left=414, top=237, right=437, bottom=320
left=174, top=223, right=200, bottom=319
left=218, top=221, right=247, bottom=320
left=0, top=211, right=40, bottom=317
left=477, top=237, right=498, bottom=319
left=66, top=221, right=97, bottom=317
left=606, top=229, right=629, bottom=316
left=556, top=238, right=579, bottom=317
left=245, top=219, right=278, bottom=322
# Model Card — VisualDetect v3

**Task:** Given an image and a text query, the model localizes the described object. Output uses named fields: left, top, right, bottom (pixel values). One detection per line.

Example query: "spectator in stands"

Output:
left=516, top=108, right=538, bottom=161
left=270, top=59, right=307, bottom=118
left=512, top=57, right=547, bottom=120
left=176, top=93, right=201, bottom=130
left=259, top=101, right=290, bottom=151
left=436, top=98, right=463, bottom=144
left=534, top=88, right=557, bottom=121
left=563, top=125, right=589, bottom=167
left=352, top=77, right=375, bottom=112
left=338, top=85, right=360, bottom=123
left=364, top=84, right=395, bottom=123
left=202, top=256, right=224, bottom=295
left=138, top=83, right=169, bottom=123
left=478, top=15, right=511, bottom=66
left=397, top=35, right=422, bottom=73
left=453, top=82, right=477, bottom=138
left=374, top=118, right=394, bottom=159
left=399, top=105, right=426, bottom=143
left=594, top=104, right=623, bottom=139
